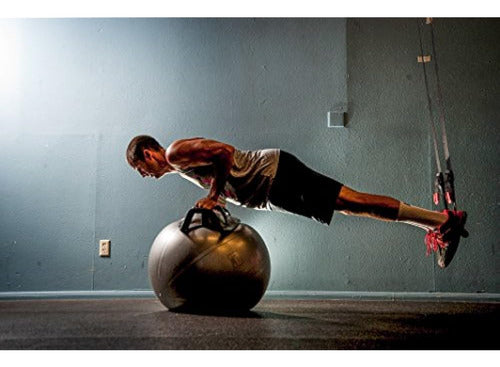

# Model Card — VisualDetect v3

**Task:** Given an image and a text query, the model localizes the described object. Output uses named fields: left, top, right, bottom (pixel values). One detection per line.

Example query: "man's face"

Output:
left=133, top=155, right=167, bottom=179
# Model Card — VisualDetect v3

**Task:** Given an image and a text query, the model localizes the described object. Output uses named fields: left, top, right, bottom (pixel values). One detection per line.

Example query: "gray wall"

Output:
left=346, top=18, right=498, bottom=293
left=0, top=18, right=498, bottom=296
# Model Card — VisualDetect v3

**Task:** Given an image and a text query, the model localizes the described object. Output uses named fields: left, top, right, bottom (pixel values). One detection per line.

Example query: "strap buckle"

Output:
left=444, top=169, right=456, bottom=206
left=433, top=172, right=444, bottom=206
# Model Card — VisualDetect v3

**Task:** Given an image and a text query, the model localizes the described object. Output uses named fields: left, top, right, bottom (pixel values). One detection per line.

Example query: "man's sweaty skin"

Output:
left=135, top=137, right=236, bottom=209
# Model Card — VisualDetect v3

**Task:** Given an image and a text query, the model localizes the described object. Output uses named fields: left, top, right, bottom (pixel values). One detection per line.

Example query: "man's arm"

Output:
left=166, top=138, right=235, bottom=209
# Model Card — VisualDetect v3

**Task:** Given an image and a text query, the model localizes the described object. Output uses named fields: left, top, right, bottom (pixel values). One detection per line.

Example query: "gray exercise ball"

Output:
left=148, top=207, right=271, bottom=312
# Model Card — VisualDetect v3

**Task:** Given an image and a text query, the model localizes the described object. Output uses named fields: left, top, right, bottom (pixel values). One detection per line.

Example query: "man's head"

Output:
left=126, top=135, right=173, bottom=179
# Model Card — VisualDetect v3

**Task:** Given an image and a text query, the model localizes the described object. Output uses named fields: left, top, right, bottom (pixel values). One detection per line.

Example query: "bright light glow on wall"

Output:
left=0, top=22, right=20, bottom=86
left=0, top=21, right=20, bottom=125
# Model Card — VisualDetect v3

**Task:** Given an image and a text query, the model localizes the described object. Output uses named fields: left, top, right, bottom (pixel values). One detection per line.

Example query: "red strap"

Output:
left=445, top=192, right=452, bottom=205
left=433, top=192, right=440, bottom=205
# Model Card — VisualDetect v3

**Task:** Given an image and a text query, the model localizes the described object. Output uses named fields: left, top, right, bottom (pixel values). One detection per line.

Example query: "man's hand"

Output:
left=195, top=196, right=221, bottom=210
left=166, top=139, right=234, bottom=209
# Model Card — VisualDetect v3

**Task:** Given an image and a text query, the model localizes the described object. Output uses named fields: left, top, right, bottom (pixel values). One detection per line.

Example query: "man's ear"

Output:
left=143, top=149, right=154, bottom=162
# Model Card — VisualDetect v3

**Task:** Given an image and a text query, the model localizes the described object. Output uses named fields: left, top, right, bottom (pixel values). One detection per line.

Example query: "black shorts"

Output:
left=268, top=151, right=343, bottom=225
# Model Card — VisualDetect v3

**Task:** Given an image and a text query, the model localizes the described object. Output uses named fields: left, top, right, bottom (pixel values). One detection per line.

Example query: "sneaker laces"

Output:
left=424, top=230, right=447, bottom=256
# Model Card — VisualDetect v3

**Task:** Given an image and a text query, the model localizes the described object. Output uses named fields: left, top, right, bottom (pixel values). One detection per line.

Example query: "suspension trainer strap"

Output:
left=416, top=19, right=447, bottom=209
left=429, top=21, right=457, bottom=209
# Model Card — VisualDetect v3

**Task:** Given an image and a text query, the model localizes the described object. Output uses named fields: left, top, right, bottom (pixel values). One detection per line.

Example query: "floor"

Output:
left=0, top=298, right=498, bottom=349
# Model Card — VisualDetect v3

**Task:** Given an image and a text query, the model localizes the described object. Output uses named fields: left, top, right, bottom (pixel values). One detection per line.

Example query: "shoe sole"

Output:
left=437, top=211, right=468, bottom=269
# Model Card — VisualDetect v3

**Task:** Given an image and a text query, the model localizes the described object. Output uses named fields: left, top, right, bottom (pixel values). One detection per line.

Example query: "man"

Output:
left=126, top=135, right=468, bottom=268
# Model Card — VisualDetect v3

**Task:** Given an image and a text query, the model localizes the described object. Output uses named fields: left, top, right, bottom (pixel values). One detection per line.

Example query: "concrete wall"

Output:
left=0, top=18, right=497, bottom=297
left=346, top=18, right=499, bottom=293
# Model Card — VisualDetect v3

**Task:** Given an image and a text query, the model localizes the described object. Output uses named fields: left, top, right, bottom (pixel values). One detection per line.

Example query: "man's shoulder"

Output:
left=166, top=137, right=204, bottom=155
left=168, top=137, right=204, bottom=148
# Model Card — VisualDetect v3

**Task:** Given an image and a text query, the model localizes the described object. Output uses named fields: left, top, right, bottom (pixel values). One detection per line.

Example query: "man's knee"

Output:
left=335, top=186, right=399, bottom=213
left=335, top=186, right=367, bottom=211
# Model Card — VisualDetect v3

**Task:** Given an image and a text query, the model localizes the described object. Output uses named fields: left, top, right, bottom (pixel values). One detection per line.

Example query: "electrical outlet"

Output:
left=99, top=239, right=111, bottom=257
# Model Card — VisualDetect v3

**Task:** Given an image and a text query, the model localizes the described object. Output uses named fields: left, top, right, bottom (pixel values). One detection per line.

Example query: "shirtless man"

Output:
left=126, top=135, right=468, bottom=268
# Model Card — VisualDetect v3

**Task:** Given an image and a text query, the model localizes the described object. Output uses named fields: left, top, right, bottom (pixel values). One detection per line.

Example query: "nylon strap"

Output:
left=417, top=19, right=443, bottom=174
left=417, top=18, right=458, bottom=210
left=429, top=22, right=452, bottom=169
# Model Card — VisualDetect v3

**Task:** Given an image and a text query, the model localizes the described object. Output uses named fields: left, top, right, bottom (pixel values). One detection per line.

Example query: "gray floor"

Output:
left=0, top=298, right=498, bottom=349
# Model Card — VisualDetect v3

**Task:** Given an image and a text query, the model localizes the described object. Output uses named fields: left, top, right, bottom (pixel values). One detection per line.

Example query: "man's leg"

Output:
left=334, top=186, right=446, bottom=230
left=334, top=185, right=468, bottom=268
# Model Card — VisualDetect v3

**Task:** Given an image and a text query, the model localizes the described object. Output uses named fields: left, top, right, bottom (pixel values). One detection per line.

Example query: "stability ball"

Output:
left=148, top=207, right=271, bottom=312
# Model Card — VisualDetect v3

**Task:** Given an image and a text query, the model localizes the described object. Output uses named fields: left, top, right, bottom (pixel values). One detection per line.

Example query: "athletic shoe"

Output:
left=436, top=210, right=468, bottom=268
left=424, top=229, right=446, bottom=257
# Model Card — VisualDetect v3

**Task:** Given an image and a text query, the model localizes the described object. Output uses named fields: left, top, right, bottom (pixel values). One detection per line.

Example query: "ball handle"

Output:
left=180, top=206, right=240, bottom=237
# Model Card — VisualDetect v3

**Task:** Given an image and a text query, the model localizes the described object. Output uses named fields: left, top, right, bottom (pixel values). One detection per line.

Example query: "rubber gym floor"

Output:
left=0, top=298, right=498, bottom=349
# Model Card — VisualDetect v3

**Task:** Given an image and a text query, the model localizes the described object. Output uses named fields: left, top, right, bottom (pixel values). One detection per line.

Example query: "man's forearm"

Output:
left=208, top=156, right=232, bottom=201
